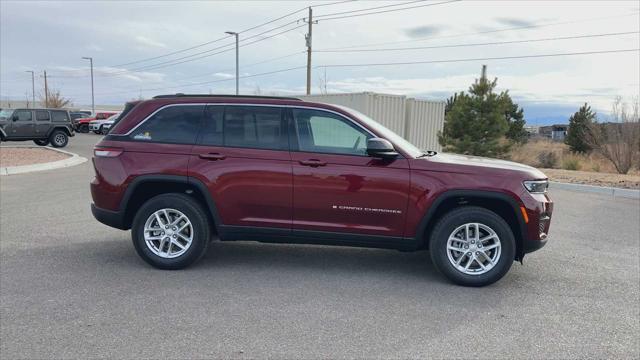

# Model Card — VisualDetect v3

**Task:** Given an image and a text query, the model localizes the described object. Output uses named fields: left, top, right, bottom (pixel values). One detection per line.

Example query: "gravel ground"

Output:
left=1, top=134, right=639, bottom=359
left=0, top=147, right=70, bottom=167
left=542, top=168, right=640, bottom=189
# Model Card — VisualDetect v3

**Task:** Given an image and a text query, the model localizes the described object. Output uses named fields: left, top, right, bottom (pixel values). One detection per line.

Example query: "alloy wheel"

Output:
left=143, top=208, right=193, bottom=258
left=446, top=222, right=502, bottom=275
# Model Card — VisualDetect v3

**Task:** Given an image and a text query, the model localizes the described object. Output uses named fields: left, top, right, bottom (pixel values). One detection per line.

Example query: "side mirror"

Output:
left=366, top=138, right=399, bottom=159
left=12, top=115, right=19, bottom=122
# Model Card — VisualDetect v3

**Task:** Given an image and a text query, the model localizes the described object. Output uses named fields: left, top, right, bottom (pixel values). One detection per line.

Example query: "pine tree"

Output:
left=439, top=68, right=513, bottom=157
left=501, top=93, right=528, bottom=144
left=565, top=103, right=595, bottom=153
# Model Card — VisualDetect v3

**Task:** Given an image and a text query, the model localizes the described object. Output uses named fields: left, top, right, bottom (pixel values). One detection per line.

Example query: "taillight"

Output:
left=94, top=147, right=123, bottom=158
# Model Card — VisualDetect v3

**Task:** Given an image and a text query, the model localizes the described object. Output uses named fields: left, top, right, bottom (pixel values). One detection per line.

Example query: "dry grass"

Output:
left=0, top=147, right=69, bottom=167
left=508, top=139, right=639, bottom=175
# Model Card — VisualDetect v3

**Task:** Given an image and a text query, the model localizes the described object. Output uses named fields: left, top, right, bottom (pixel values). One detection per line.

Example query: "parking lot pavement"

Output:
left=1, top=133, right=638, bottom=359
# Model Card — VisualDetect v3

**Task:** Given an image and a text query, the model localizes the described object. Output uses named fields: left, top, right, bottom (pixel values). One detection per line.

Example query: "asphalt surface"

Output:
left=1, top=134, right=639, bottom=359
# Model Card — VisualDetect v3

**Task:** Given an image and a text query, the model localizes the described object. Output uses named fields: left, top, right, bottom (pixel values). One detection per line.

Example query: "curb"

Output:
left=0, top=146, right=87, bottom=176
left=550, top=181, right=640, bottom=200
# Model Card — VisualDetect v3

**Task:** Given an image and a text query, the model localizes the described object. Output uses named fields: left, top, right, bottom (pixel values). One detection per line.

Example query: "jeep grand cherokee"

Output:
left=90, top=94, right=553, bottom=286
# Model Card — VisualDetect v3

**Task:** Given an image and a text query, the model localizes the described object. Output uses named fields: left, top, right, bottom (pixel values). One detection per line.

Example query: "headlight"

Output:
left=523, top=180, right=548, bottom=193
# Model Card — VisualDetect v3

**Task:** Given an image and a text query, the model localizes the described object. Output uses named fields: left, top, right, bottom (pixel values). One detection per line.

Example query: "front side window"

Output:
left=13, top=110, right=32, bottom=122
left=36, top=110, right=50, bottom=121
left=292, top=108, right=371, bottom=156
left=51, top=111, right=69, bottom=122
left=200, top=105, right=286, bottom=150
left=131, top=105, right=203, bottom=144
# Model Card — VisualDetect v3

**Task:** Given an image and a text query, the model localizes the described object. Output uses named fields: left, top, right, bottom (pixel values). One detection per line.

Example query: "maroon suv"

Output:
left=91, top=94, right=553, bottom=286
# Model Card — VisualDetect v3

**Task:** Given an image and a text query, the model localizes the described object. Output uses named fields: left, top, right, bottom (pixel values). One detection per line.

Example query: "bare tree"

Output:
left=38, top=88, right=72, bottom=108
left=253, top=85, right=262, bottom=95
left=24, top=92, right=31, bottom=108
left=318, top=68, right=328, bottom=95
left=585, top=97, right=640, bottom=174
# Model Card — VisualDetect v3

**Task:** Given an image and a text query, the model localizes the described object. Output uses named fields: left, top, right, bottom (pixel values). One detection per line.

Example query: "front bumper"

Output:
left=521, top=193, right=553, bottom=254
left=89, top=123, right=101, bottom=131
left=91, top=203, right=127, bottom=230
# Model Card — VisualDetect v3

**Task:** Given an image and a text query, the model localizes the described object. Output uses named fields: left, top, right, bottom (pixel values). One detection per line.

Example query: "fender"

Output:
left=46, top=125, right=73, bottom=138
left=118, top=174, right=222, bottom=230
left=415, top=189, right=528, bottom=254
left=0, top=126, right=7, bottom=139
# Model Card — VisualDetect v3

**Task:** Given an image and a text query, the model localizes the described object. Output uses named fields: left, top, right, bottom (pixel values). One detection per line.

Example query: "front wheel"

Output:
left=33, top=139, right=49, bottom=146
left=49, top=130, right=68, bottom=148
left=131, top=193, right=211, bottom=269
left=429, top=206, right=515, bottom=287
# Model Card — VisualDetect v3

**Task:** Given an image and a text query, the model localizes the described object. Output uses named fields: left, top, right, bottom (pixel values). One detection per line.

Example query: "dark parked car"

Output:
left=0, top=108, right=75, bottom=147
left=90, top=94, right=553, bottom=286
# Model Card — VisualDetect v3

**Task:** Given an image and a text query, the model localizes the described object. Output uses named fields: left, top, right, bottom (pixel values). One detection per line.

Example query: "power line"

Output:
left=317, top=48, right=640, bottom=68
left=320, top=11, right=640, bottom=51
left=315, top=31, right=639, bottom=53
left=314, top=0, right=427, bottom=18
left=317, top=0, right=461, bottom=21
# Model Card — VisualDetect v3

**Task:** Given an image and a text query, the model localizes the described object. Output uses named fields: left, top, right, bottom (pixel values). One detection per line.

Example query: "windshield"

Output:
left=0, top=109, right=14, bottom=120
left=334, top=105, right=424, bottom=158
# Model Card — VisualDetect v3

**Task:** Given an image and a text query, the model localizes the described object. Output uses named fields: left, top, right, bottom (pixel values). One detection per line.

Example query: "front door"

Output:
left=189, top=105, right=293, bottom=230
left=9, top=109, right=34, bottom=137
left=290, top=108, right=411, bottom=238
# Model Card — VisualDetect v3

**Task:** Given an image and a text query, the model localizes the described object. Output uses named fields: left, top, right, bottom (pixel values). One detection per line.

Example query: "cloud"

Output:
left=86, top=44, right=103, bottom=52
left=494, top=17, right=536, bottom=27
left=134, top=36, right=167, bottom=48
left=213, top=72, right=234, bottom=79
left=404, top=25, right=443, bottom=38
left=51, top=65, right=165, bottom=83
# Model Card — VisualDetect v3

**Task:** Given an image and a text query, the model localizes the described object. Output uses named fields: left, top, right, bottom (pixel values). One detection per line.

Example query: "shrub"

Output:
left=538, top=151, right=558, bottom=168
left=562, top=157, right=581, bottom=170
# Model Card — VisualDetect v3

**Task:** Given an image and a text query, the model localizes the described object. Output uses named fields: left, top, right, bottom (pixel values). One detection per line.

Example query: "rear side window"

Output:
left=130, top=105, right=204, bottom=144
left=36, top=110, right=50, bottom=122
left=51, top=111, right=69, bottom=122
left=203, top=106, right=286, bottom=150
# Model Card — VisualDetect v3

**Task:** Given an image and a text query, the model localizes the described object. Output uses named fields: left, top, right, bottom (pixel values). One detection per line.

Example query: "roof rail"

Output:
left=152, top=93, right=302, bottom=101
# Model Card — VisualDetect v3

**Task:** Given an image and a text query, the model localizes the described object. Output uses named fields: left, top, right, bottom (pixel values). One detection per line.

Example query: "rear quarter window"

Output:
left=130, top=105, right=204, bottom=144
left=51, top=111, right=70, bottom=122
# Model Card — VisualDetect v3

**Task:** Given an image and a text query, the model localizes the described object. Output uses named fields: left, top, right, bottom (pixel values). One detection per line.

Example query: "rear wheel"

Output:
left=429, top=206, right=515, bottom=287
left=49, top=130, right=68, bottom=148
left=33, top=139, right=49, bottom=146
left=100, top=126, right=109, bottom=135
left=131, top=193, right=210, bottom=269
left=78, top=124, right=89, bottom=133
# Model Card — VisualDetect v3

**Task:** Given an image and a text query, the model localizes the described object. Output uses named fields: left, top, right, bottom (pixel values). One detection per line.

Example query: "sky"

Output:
left=1, top=0, right=639, bottom=125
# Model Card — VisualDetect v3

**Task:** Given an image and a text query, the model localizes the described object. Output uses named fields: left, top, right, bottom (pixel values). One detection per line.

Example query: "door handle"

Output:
left=299, top=159, right=327, bottom=167
left=199, top=153, right=226, bottom=161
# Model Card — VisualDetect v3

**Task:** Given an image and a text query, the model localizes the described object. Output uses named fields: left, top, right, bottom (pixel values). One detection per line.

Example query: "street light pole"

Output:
left=225, top=31, right=239, bottom=95
left=82, top=56, right=95, bottom=114
left=24, top=70, right=35, bottom=108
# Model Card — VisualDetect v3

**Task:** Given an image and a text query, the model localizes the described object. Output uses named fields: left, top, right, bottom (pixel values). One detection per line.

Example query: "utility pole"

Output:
left=43, top=70, right=48, bottom=108
left=82, top=57, right=95, bottom=114
left=305, top=7, right=316, bottom=95
left=225, top=31, right=240, bottom=95
left=481, top=64, right=487, bottom=80
left=25, top=70, right=35, bottom=108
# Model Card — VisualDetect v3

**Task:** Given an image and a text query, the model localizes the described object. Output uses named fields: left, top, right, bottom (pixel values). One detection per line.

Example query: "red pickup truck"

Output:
left=74, top=112, right=118, bottom=133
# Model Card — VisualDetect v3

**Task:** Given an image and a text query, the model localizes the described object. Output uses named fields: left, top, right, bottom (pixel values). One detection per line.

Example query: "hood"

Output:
left=415, top=152, right=547, bottom=180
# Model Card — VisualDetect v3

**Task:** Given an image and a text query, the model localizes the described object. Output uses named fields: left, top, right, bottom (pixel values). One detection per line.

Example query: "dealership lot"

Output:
left=0, top=134, right=638, bottom=359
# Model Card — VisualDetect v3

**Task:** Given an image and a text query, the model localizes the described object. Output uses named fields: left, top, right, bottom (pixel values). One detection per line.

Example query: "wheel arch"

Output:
left=416, top=190, right=527, bottom=260
left=0, top=127, right=6, bottom=140
left=119, top=175, right=221, bottom=233
left=47, top=126, right=73, bottom=137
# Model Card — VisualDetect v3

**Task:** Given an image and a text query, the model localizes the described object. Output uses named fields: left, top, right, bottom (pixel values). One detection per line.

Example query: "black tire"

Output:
left=78, top=124, right=89, bottom=133
left=100, top=126, right=109, bottom=135
left=131, top=193, right=210, bottom=270
left=93, top=130, right=101, bottom=134
left=33, top=139, right=49, bottom=146
left=429, top=206, right=515, bottom=287
left=48, top=130, right=68, bottom=148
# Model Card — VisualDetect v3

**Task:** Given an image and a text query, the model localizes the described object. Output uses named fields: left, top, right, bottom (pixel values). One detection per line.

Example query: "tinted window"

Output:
left=200, top=105, right=224, bottom=146
left=130, top=105, right=203, bottom=144
left=13, top=110, right=32, bottom=122
left=207, top=106, right=286, bottom=150
left=292, top=108, right=371, bottom=156
left=51, top=111, right=69, bottom=122
left=36, top=110, right=50, bottom=122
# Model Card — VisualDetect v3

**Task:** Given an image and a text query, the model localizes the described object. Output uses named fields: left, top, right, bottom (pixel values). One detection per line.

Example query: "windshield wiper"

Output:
left=417, top=150, right=438, bottom=158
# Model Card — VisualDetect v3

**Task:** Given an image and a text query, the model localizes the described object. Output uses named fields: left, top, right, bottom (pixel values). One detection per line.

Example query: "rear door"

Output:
left=189, top=105, right=292, bottom=230
left=35, top=110, right=51, bottom=137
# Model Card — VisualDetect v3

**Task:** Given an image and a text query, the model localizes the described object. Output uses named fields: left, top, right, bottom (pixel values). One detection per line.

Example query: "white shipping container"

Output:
left=299, top=92, right=445, bottom=153
left=405, top=99, right=445, bottom=152
left=300, top=92, right=407, bottom=136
